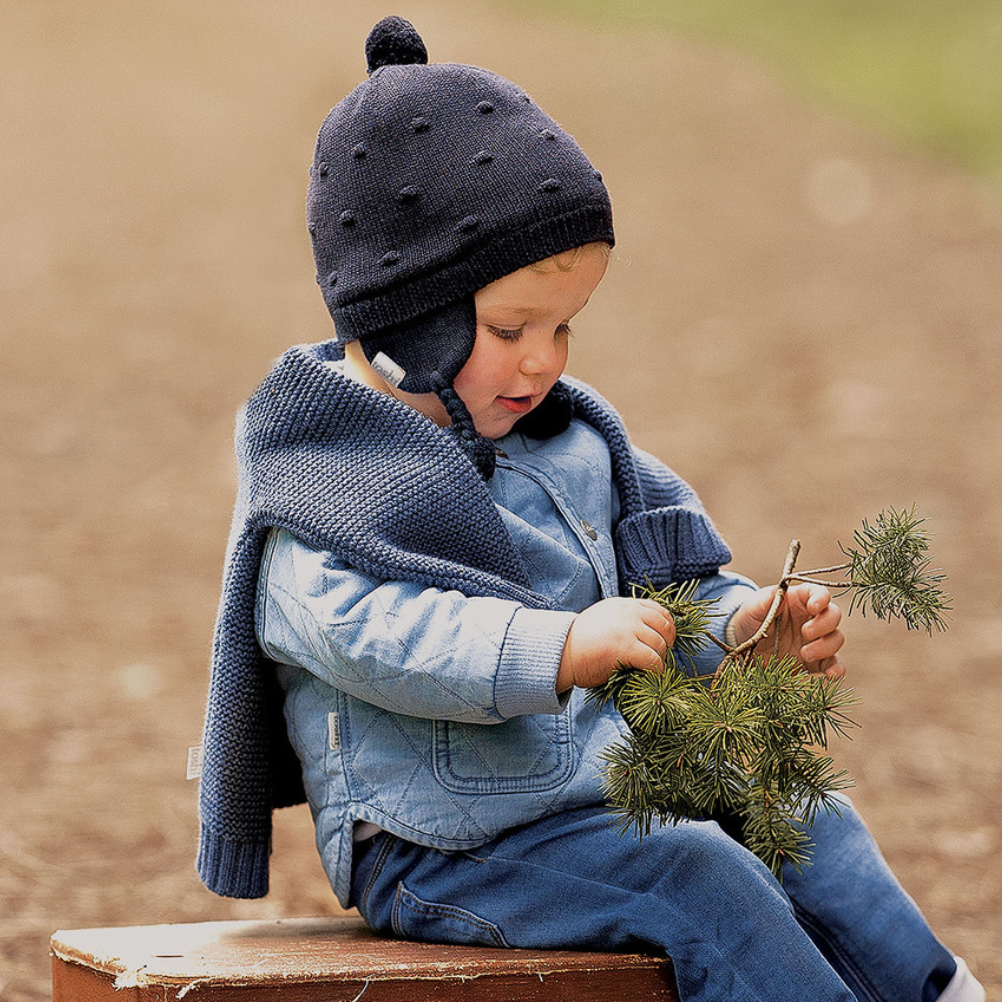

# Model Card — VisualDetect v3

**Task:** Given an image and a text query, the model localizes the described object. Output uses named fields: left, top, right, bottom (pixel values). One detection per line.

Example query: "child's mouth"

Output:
left=496, top=395, right=534, bottom=414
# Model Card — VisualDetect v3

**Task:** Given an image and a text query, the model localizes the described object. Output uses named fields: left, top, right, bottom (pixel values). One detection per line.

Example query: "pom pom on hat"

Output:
left=365, top=16, right=429, bottom=74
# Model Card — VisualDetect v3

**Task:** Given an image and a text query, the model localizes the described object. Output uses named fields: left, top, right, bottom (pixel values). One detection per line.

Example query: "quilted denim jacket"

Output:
left=198, top=341, right=743, bottom=900
left=257, top=418, right=756, bottom=907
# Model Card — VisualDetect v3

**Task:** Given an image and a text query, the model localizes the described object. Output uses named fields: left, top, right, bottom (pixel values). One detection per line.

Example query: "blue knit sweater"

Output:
left=197, top=340, right=731, bottom=898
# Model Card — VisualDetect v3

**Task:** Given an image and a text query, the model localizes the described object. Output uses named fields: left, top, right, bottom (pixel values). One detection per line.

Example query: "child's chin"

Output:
left=475, top=414, right=520, bottom=440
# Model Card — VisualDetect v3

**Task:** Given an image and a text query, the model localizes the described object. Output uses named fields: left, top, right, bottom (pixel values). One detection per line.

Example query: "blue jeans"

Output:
left=351, top=798, right=955, bottom=1002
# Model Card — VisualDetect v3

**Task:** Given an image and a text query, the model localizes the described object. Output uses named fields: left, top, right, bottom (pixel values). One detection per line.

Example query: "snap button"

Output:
left=580, top=519, right=598, bottom=540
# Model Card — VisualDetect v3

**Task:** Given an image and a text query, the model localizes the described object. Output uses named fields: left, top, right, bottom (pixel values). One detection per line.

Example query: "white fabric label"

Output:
left=371, top=351, right=406, bottom=388
left=328, top=712, right=342, bottom=751
left=186, top=744, right=204, bottom=780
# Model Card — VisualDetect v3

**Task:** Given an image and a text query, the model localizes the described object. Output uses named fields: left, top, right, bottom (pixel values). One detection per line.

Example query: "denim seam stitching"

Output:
left=392, top=882, right=510, bottom=948
left=358, top=833, right=397, bottom=917
left=792, top=901, right=884, bottom=1002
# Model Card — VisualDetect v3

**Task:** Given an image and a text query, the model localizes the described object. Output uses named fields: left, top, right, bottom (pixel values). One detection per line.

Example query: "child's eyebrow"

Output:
left=480, top=303, right=534, bottom=316
left=480, top=296, right=594, bottom=319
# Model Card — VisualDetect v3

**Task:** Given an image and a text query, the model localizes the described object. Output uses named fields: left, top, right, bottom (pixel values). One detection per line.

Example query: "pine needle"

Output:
left=838, top=506, right=951, bottom=633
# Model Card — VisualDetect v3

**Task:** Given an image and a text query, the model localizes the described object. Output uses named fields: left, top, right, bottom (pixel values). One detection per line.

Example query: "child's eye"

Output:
left=486, top=324, right=524, bottom=342
left=556, top=323, right=573, bottom=338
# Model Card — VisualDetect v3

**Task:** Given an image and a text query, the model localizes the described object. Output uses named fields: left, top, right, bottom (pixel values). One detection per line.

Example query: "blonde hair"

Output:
left=527, top=241, right=612, bottom=274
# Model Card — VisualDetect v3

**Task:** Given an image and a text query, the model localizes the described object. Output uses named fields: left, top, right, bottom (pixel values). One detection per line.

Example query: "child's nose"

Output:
left=519, top=336, right=560, bottom=375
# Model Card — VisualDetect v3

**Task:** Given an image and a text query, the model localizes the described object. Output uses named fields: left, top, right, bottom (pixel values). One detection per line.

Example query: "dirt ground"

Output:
left=2, top=2, right=1000, bottom=999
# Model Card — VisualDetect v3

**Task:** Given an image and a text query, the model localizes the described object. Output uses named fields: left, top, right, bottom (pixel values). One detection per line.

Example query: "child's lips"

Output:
left=496, top=394, right=534, bottom=415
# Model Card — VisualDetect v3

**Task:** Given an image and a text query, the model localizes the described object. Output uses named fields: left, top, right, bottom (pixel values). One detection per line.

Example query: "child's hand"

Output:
left=557, top=597, right=676, bottom=692
left=730, top=584, right=845, bottom=679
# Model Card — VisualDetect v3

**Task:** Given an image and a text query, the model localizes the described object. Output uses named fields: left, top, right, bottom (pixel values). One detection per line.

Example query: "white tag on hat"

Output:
left=371, top=351, right=406, bottom=388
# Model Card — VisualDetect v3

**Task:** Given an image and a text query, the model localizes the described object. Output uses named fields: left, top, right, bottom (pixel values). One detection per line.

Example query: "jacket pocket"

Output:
left=433, top=713, right=573, bottom=795
left=392, top=882, right=510, bottom=947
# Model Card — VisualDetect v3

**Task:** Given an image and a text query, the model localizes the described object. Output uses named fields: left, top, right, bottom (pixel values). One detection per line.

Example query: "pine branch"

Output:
left=634, top=577, right=720, bottom=669
left=595, top=654, right=860, bottom=874
left=588, top=579, right=720, bottom=708
left=720, top=540, right=801, bottom=667
left=786, top=507, right=951, bottom=634
left=838, top=507, right=951, bottom=633
left=592, top=507, right=947, bottom=876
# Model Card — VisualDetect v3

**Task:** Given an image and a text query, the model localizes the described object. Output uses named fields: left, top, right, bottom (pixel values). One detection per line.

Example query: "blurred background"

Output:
left=2, top=1, right=1000, bottom=998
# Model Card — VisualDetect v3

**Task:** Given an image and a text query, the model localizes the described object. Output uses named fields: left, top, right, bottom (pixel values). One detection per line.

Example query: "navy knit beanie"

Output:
left=307, top=16, right=615, bottom=475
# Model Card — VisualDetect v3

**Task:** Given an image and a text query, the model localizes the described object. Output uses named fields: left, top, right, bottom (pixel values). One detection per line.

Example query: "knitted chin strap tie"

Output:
left=432, top=375, right=498, bottom=479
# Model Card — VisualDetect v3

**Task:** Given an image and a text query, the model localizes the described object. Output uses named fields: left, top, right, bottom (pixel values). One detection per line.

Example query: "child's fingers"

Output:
left=620, top=627, right=670, bottom=674
left=801, top=602, right=842, bottom=643
left=787, top=582, right=831, bottom=617
left=805, top=586, right=832, bottom=616
left=621, top=603, right=676, bottom=673
left=636, top=600, right=677, bottom=647
left=748, top=585, right=778, bottom=621
left=819, top=655, right=846, bottom=680
left=630, top=638, right=668, bottom=673
left=800, top=628, right=845, bottom=664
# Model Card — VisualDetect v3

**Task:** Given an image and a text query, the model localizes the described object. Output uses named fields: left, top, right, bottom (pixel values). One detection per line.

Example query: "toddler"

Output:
left=197, top=17, right=983, bottom=1002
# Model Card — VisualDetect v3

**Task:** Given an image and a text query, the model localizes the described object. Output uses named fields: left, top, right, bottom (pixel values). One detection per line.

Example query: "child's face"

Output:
left=453, top=242, right=609, bottom=440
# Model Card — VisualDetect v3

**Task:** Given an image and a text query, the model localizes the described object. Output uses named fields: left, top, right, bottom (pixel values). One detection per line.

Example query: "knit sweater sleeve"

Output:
left=611, top=445, right=733, bottom=588
left=257, top=529, right=575, bottom=721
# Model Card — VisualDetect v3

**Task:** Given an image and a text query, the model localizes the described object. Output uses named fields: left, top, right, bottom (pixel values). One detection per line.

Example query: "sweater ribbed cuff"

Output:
left=615, top=507, right=731, bottom=586
left=494, top=607, right=576, bottom=719
left=197, top=826, right=271, bottom=899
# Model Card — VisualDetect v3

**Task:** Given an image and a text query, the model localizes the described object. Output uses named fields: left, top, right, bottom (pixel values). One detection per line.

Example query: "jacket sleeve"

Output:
left=256, top=528, right=575, bottom=723
left=685, top=571, right=759, bottom=678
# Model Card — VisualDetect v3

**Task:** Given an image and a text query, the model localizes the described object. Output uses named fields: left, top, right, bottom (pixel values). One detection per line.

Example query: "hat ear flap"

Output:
left=360, top=297, right=477, bottom=395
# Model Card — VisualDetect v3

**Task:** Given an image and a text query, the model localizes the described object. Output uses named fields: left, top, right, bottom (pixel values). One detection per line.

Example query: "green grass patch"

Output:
left=513, top=0, right=1002, bottom=185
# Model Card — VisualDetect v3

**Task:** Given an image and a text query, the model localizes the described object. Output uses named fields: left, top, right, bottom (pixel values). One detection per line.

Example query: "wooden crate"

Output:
left=51, top=915, right=679, bottom=1001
